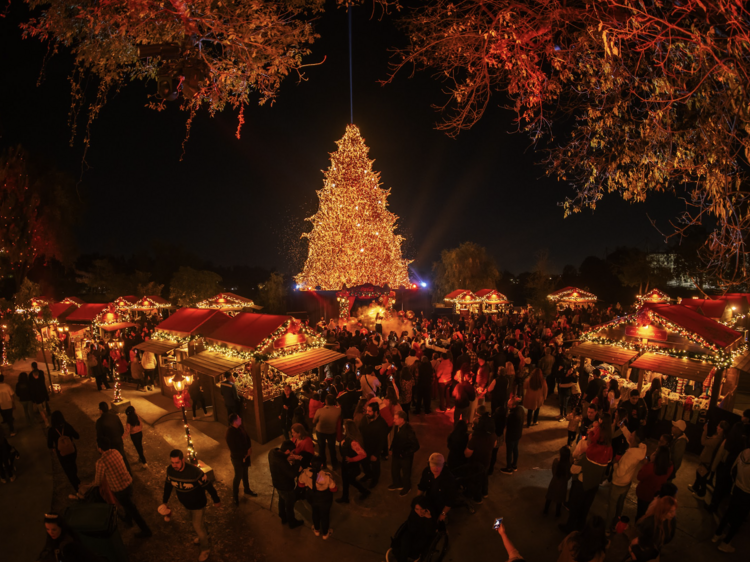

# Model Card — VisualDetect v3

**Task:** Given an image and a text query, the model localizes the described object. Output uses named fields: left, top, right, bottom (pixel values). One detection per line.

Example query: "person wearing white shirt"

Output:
left=605, top=426, right=646, bottom=530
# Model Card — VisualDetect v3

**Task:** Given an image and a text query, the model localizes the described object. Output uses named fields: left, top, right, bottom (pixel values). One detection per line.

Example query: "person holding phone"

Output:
left=495, top=521, right=525, bottom=562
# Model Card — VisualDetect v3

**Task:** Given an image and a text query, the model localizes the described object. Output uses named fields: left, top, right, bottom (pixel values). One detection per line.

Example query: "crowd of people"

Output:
left=2, top=305, right=749, bottom=562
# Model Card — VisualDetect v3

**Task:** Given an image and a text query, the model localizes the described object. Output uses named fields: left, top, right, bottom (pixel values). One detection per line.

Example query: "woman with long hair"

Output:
left=38, top=513, right=99, bottom=562
left=47, top=411, right=81, bottom=500
left=397, top=367, right=414, bottom=419
left=557, top=514, right=608, bottom=562
left=336, top=420, right=370, bottom=503
left=124, top=405, right=147, bottom=466
left=522, top=368, right=548, bottom=427
left=289, top=423, right=315, bottom=467
left=635, top=442, right=674, bottom=521
left=630, top=496, right=677, bottom=562
left=607, top=379, right=621, bottom=411
left=299, top=455, right=337, bottom=539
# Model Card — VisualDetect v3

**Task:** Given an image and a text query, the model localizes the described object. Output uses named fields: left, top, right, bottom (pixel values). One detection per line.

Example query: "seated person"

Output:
left=387, top=496, right=438, bottom=562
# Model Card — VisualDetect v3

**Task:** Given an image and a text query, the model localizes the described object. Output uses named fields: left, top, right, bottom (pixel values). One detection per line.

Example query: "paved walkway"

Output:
left=3, top=357, right=749, bottom=561
left=0, top=363, right=55, bottom=562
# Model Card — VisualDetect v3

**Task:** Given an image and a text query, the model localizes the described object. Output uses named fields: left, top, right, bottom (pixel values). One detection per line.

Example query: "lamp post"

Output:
left=165, top=371, right=198, bottom=465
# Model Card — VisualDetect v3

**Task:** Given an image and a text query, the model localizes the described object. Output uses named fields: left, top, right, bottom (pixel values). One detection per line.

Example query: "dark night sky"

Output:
left=0, top=3, right=678, bottom=277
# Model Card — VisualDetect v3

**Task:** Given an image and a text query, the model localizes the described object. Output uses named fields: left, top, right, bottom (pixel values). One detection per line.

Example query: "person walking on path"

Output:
left=688, top=420, right=727, bottom=498
left=523, top=368, right=548, bottom=427
left=124, top=405, right=147, bottom=466
left=94, top=437, right=152, bottom=538
left=96, top=401, right=131, bottom=474
left=225, top=413, right=257, bottom=505
left=502, top=397, right=525, bottom=474
left=712, top=441, right=750, bottom=553
left=130, top=358, right=146, bottom=392
left=0, top=374, right=16, bottom=436
left=606, top=427, right=646, bottom=531
left=47, top=410, right=82, bottom=500
left=268, top=440, right=303, bottom=528
left=15, top=372, right=35, bottom=424
left=337, top=420, right=370, bottom=503
left=28, top=363, right=50, bottom=428
left=544, top=446, right=572, bottom=518
left=298, top=455, right=337, bottom=540
left=161, top=449, right=221, bottom=562
left=313, top=394, right=341, bottom=469
left=389, top=410, right=420, bottom=496
left=141, top=351, right=157, bottom=390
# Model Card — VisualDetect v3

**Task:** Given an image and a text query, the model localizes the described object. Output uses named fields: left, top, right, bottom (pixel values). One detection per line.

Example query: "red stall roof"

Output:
left=40, top=303, right=77, bottom=321
left=643, top=303, right=743, bottom=350
left=155, top=308, right=231, bottom=337
left=205, top=312, right=291, bottom=351
left=65, top=304, right=109, bottom=322
left=61, top=296, right=85, bottom=306
left=679, top=299, right=729, bottom=318
left=475, top=289, right=510, bottom=302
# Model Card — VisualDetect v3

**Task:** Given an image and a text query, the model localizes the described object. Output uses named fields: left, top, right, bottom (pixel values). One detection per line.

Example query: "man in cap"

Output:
left=417, top=453, right=458, bottom=522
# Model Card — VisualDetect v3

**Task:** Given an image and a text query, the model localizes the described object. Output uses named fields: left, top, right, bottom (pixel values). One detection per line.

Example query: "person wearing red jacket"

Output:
left=635, top=442, right=674, bottom=521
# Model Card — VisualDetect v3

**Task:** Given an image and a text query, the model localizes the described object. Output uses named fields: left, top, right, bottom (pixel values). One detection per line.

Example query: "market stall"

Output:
left=475, top=289, right=511, bottom=315
left=444, top=290, right=481, bottom=316
left=547, top=286, right=597, bottom=310
left=572, top=303, right=745, bottom=451
left=185, top=312, right=345, bottom=443
left=195, top=292, right=262, bottom=316
left=60, top=296, right=85, bottom=307
left=636, top=288, right=671, bottom=305
left=148, top=308, right=232, bottom=398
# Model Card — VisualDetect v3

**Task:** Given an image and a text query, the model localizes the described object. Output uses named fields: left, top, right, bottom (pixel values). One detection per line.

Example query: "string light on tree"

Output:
left=295, top=124, right=412, bottom=290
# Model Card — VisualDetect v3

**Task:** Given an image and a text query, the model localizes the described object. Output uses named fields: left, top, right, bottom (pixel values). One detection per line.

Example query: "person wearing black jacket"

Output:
left=225, top=414, right=257, bottom=505
left=47, top=411, right=81, bottom=499
left=28, top=363, right=50, bottom=427
left=389, top=411, right=420, bottom=495
left=337, top=381, right=360, bottom=420
left=584, top=369, right=605, bottom=404
left=161, top=449, right=220, bottom=561
left=279, top=384, right=299, bottom=440
left=188, top=377, right=208, bottom=420
left=268, top=440, right=303, bottom=528
left=501, top=398, right=525, bottom=474
left=360, top=402, right=389, bottom=488
left=386, top=496, right=438, bottom=562
left=417, top=453, right=459, bottom=521
left=220, top=372, right=242, bottom=415
left=95, top=402, right=130, bottom=474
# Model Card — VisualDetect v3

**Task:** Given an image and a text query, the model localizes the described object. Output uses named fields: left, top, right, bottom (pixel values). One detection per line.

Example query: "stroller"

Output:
left=386, top=520, right=449, bottom=562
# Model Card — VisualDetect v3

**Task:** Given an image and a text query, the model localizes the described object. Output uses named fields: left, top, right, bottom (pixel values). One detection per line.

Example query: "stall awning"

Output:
left=133, top=340, right=181, bottom=355
left=630, top=352, right=714, bottom=382
left=99, top=322, right=136, bottom=332
left=266, top=348, right=346, bottom=377
left=567, top=342, right=640, bottom=366
left=66, top=303, right=108, bottom=322
left=155, top=308, right=231, bottom=337
left=178, top=351, right=247, bottom=377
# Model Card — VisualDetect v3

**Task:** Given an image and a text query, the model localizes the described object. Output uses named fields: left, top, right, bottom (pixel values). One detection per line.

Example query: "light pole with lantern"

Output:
left=1, top=324, right=8, bottom=367
left=165, top=370, right=198, bottom=465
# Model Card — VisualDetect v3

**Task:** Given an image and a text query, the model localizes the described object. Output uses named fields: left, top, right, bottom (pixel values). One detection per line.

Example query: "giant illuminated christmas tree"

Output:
left=296, top=124, right=412, bottom=290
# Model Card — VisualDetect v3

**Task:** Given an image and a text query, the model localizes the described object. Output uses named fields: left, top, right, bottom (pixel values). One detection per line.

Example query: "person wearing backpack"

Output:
left=47, top=410, right=81, bottom=500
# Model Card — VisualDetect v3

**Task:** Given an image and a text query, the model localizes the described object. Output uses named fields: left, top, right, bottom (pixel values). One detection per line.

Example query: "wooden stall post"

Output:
left=251, top=361, right=267, bottom=443
left=710, top=367, right=724, bottom=409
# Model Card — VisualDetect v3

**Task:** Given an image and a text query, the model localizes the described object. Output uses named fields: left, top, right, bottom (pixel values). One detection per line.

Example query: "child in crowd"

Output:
left=566, top=406, right=582, bottom=447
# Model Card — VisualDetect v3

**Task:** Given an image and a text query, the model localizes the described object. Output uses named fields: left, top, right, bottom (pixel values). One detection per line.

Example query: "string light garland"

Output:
left=295, top=124, right=412, bottom=290
left=548, top=287, right=597, bottom=304
left=204, top=318, right=326, bottom=362
left=195, top=293, right=257, bottom=310
left=636, top=288, right=671, bottom=305
left=151, top=330, right=192, bottom=345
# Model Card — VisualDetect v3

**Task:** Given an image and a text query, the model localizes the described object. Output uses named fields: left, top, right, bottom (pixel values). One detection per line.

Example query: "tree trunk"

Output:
left=690, top=277, right=709, bottom=299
